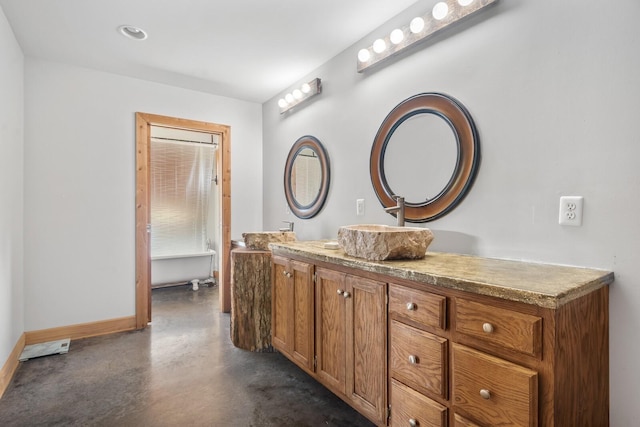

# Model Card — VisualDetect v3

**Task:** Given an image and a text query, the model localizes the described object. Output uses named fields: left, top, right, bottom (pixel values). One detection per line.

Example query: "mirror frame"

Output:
left=284, top=135, right=331, bottom=219
left=370, top=92, right=480, bottom=222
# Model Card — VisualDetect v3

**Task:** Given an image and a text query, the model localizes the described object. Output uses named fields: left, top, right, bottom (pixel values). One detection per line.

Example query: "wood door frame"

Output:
left=135, top=112, right=232, bottom=328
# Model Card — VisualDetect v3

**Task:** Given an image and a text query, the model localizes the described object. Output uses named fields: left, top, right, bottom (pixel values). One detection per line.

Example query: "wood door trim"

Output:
left=135, top=112, right=232, bottom=328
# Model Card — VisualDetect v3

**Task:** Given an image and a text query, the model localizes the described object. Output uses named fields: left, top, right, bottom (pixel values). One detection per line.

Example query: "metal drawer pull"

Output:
left=337, top=289, right=344, bottom=295
left=408, top=355, right=418, bottom=364
left=482, top=322, right=494, bottom=333
left=409, top=419, right=418, bottom=427
left=480, top=389, right=491, bottom=399
left=343, top=291, right=351, bottom=299
left=406, top=302, right=416, bottom=311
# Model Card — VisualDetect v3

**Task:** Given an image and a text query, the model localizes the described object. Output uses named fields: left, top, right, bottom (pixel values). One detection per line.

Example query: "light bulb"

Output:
left=432, top=2, right=449, bottom=20
left=358, top=48, right=371, bottom=62
left=390, top=29, right=404, bottom=45
left=285, top=93, right=294, bottom=103
left=373, top=38, right=386, bottom=54
left=301, top=83, right=311, bottom=93
left=410, top=17, right=425, bottom=34
left=278, top=99, right=288, bottom=108
left=293, top=89, right=303, bottom=100
left=458, top=0, right=474, bottom=5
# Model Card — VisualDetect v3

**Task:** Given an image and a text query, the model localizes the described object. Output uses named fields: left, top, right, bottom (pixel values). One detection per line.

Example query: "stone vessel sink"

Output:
left=337, top=224, right=434, bottom=261
left=242, top=231, right=296, bottom=250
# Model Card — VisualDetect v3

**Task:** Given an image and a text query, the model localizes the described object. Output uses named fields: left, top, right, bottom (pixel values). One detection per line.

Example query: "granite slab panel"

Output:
left=269, top=241, right=614, bottom=309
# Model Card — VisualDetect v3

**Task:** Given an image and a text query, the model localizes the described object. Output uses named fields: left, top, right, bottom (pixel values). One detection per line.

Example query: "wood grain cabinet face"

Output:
left=455, top=297, right=542, bottom=358
left=452, top=343, right=538, bottom=427
left=389, top=284, right=446, bottom=330
left=271, top=256, right=314, bottom=372
left=390, top=320, right=447, bottom=399
left=315, top=268, right=387, bottom=426
left=453, top=413, right=481, bottom=427
left=271, top=250, right=609, bottom=427
left=390, top=379, right=447, bottom=427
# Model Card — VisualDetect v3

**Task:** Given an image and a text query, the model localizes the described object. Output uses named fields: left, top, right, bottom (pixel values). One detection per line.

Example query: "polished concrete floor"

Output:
left=0, top=285, right=375, bottom=427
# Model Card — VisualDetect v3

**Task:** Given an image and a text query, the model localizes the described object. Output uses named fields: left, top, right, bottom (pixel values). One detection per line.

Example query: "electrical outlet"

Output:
left=356, top=199, right=365, bottom=216
left=559, top=196, right=583, bottom=226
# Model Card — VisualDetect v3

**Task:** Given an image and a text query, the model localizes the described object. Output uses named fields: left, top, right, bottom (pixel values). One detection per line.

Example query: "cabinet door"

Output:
left=315, top=267, right=348, bottom=395
left=346, top=274, right=387, bottom=425
left=271, top=255, right=292, bottom=354
left=290, top=260, right=314, bottom=371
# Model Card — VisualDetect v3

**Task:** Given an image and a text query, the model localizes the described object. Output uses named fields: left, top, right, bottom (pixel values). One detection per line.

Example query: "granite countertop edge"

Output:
left=269, top=241, right=614, bottom=309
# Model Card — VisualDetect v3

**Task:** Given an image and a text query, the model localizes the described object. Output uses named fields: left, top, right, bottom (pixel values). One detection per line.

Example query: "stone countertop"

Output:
left=269, top=241, right=614, bottom=309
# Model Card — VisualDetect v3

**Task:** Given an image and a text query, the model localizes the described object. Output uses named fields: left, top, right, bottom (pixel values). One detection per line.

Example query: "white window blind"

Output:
left=150, top=138, right=215, bottom=258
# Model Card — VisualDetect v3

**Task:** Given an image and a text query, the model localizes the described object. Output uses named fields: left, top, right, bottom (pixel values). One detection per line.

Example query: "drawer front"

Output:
left=453, top=413, right=481, bottom=427
left=453, top=414, right=480, bottom=427
left=455, top=297, right=542, bottom=357
left=390, top=379, right=447, bottom=427
left=389, top=284, right=446, bottom=330
left=390, top=320, right=447, bottom=398
left=452, top=344, right=538, bottom=427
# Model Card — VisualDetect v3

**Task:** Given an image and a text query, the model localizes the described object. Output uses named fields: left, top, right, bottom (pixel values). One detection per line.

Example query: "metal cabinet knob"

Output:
left=337, top=289, right=344, bottom=295
left=282, top=270, right=288, bottom=276
left=408, top=355, right=418, bottom=364
left=409, top=418, right=418, bottom=427
left=343, top=291, right=351, bottom=299
left=480, top=389, right=491, bottom=400
left=406, top=302, right=416, bottom=311
left=482, top=322, right=494, bottom=333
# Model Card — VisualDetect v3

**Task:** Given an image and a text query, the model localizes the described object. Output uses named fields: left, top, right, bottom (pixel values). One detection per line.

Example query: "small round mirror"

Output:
left=285, top=136, right=330, bottom=219
left=370, top=93, right=480, bottom=222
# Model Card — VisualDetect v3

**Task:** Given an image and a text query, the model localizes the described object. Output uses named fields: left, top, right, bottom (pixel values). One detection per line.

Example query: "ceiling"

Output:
left=0, top=0, right=419, bottom=103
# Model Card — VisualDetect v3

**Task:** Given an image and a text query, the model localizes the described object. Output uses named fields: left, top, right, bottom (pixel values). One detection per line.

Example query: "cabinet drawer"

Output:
left=390, top=320, right=447, bottom=399
left=389, top=284, right=446, bottom=330
left=390, top=379, right=447, bottom=427
left=452, top=344, right=538, bottom=427
left=453, top=413, right=481, bottom=427
left=455, top=297, right=542, bottom=357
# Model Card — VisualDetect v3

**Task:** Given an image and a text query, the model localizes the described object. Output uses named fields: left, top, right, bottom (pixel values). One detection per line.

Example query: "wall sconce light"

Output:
left=278, top=78, right=322, bottom=114
left=357, top=0, right=497, bottom=72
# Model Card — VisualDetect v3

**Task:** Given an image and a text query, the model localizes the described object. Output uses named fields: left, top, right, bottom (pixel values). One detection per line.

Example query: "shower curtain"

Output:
left=150, top=138, right=216, bottom=258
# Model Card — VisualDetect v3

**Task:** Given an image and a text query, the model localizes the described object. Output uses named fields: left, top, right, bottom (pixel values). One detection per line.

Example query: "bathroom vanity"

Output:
left=270, top=241, right=613, bottom=427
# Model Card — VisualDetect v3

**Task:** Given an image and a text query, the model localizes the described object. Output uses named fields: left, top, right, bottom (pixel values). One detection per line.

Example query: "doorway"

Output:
left=135, top=112, right=232, bottom=328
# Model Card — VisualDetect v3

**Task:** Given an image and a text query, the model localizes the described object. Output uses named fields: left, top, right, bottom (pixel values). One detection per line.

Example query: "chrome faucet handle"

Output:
left=280, top=221, right=294, bottom=232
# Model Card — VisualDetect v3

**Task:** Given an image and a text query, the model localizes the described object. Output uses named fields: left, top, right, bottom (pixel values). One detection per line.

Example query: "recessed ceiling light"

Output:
left=118, top=25, right=148, bottom=41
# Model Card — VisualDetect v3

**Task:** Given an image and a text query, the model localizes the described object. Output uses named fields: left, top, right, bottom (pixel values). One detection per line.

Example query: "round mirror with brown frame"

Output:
left=284, top=135, right=331, bottom=219
left=370, top=92, right=480, bottom=223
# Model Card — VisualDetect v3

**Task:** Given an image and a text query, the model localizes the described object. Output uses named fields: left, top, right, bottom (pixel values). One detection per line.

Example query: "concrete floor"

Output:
left=0, top=285, right=375, bottom=427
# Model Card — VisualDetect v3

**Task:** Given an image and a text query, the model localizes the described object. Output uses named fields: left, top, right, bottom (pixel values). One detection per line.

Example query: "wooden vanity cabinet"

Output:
left=271, top=246, right=611, bottom=427
left=271, top=255, right=315, bottom=373
left=315, top=267, right=388, bottom=426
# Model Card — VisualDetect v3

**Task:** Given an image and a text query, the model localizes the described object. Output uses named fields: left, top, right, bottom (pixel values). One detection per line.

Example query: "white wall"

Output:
left=0, top=6, right=24, bottom=367
left=263, top=0, right=640, bottom=424
left=24, top=58, right=262, bottom=330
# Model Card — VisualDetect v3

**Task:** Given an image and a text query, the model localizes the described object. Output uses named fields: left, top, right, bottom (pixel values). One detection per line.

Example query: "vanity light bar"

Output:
left=278, top=78, right=322, bottom=114
left=357, top=0, right=497, bottom=72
